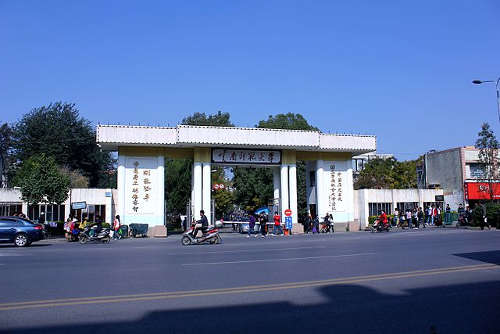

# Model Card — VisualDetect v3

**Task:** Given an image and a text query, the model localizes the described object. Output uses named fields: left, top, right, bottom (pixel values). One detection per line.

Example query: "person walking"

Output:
left=412, top=208, right=418, bottom=229
left=312, top=215, right=320, bottom=234
left=405, top=209, right=412, bottom=229
left=247, top=213, right=256, bottom=238
left=417, top=207, right=424, bottom=228
left=113, top=215, right=121, bottom=240
left=445, top=204, right=451, bottom=225
left=479, top=203, right=490, bottom=230
left=259, top=213, right=267, bottom=238
left=393, top=208, right=400, bottom=227
left=273, top=211, right=283, bottom=236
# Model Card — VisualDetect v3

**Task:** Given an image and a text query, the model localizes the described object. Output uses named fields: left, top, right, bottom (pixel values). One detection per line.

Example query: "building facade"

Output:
left=419, top=146, right=500, bottom=208
left=354, top=188, right=444, bottom=228
left=0, top=188, right=117, bottom=224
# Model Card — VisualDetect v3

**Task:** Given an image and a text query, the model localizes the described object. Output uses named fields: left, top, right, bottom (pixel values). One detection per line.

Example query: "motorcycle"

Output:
left=79, top=225, right=111, bottom=244
left=370, top=219, right=390, bottom=233
left=181, top=225, right=221, bottom=246
left=320, top=221, right=334, bottom=233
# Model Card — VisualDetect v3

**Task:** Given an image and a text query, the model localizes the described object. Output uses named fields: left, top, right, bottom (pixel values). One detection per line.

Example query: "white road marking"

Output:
left=169, top=246, right=328, bottom=256
left=183, top=252, right=376, bottom=266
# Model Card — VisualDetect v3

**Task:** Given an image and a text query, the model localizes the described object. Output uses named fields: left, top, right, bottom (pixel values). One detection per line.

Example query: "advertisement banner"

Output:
left=465, top=182, right=500, bottom=200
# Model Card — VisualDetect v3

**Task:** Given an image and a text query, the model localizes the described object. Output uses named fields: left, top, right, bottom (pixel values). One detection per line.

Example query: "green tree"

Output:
left=475, top=123, right=499, bottom=201
left=12, top=102, right=115, bottom=187
left=14, top=154, right=70, bottom=205
left=257, top=113, right=319, bottom=131
left=232, top=167, right=273, bottom=212
left=59, top=167, right=89, bottom=188
left=182, top=111, right=234, bottom=127
left=354, top=157, right=418, bottom=189
left=0, top=123, right=14, bottom=187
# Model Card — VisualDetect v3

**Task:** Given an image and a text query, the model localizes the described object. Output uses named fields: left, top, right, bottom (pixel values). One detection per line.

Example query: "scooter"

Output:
left=370, top=220, right=390, bottom=233
left=79, top=225, right=111, bottom=244
left=181, top=225, right=221, bottom=246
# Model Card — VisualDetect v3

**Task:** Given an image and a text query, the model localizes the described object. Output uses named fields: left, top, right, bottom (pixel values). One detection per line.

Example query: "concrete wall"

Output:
left=426, top=149, right=463, bottom=192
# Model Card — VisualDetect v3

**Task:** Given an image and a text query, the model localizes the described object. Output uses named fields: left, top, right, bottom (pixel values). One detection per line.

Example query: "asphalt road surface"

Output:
left=1, top=228, right=499, bottom=334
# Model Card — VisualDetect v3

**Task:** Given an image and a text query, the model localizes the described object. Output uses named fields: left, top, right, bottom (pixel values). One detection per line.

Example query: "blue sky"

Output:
left=1, top=1, right=499, bottom=159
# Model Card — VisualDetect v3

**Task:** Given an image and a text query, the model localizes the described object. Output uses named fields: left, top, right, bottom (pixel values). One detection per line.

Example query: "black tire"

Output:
left=79, top=235, right=88, bottom=244
left=215, top=234, right=222, bottom=244
left=101, top=236, right=110, bottom=243
left=181, top=236, right=191, bottom=246
left=14, top=233, right=29, bottom=247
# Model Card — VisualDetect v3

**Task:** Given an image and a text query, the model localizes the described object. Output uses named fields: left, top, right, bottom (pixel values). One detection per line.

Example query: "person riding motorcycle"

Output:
left=192, top=210, right=209, bottom=238
left=374, top=210, right=388, bottom=229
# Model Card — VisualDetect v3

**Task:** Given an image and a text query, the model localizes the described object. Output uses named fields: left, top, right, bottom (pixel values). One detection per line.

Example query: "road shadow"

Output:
left=453, top=250, right=500, bottom=265
left=3, top=280, right=500, bottom=334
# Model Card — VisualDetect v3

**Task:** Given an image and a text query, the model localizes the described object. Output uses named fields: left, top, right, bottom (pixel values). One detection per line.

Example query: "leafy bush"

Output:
left=471, top=203, right=500, bottom=228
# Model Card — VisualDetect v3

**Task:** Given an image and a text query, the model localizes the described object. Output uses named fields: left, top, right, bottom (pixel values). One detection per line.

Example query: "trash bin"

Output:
left=118, top=225, right=129, bottom=238
left=129, top=224, right=148, bottom=237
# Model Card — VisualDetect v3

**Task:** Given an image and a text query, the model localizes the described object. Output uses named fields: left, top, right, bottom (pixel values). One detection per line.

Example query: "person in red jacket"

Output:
left=380, top=210, right=388, bottom=226
left=273, top=212, right=283, bottom=236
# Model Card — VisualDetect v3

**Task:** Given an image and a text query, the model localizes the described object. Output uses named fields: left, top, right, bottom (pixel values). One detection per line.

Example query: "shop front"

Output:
left=465, top=182, right=500, bottom=205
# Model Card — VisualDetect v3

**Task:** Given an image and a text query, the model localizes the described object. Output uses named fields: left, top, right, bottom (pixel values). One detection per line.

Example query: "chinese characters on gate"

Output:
left=130, top=161, right=152, bottom=213
left=328, top=164, right=343, bottom=212
left=212, top=149, right=281, bottom=164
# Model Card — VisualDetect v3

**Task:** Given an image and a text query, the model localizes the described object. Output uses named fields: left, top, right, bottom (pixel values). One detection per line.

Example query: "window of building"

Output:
left=368, top=203, right=392, bottom=216
left=396, top=202, right=419, bottom=212
left=0, top=203, right=22, bottom=216
left=353, top=159, right=365, bottom=173
left=27, top=204, right=65, bottom=222
left=70, top=205, right=106, bottom=223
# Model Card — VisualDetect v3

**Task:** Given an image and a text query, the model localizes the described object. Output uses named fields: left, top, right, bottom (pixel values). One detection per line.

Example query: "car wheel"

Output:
left=15, top=234, right=29, bottom=247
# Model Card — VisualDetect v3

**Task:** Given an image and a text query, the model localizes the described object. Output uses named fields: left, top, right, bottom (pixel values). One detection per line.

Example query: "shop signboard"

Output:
left=465, top=182, right=500, bottom=200
left=434, top=195, right=444, bottom=202
left=212, top=148, right=281, bottom=165
left=71, top=201, right=87, bottom=210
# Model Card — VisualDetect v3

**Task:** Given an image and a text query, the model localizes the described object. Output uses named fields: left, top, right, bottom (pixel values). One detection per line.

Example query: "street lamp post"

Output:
left=472, top=77, right=500, bottom=123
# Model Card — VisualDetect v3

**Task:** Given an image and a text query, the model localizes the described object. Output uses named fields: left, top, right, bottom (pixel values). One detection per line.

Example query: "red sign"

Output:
left=465, top=182, right=500, bottom=200
left=284, top=209, right=292, bottom=216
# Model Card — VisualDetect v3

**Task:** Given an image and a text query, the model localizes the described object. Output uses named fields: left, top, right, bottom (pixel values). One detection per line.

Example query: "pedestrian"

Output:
left=445, top=204, right=451, bottom=224
left=394, top=207, right=400, bottom=227
left=259, top=213, right=267, bottom=238
left=426, top=206, right=432, bottom=225
left=479, top=203, right=490, bottom=230
left=113, top=215, right=121, bottom=240
left=247, top=213, right=256, bottom=238
left=312, top=215, right=320, bottom=234
left=417, top=207, right=424, bottom=228
left=412, top=208, right=418, bottom=229
left=431, top=205, right=436, bottom=226
left=405, top=209, right=412, bottom=229
left=273, top=211, right=283, bottom=236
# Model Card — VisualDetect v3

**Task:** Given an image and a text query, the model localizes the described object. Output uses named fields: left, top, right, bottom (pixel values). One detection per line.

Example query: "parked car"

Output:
left=0, top=216, right=44, bottom=247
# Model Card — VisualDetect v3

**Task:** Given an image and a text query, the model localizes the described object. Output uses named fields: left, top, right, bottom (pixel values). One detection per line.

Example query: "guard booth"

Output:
left=96, top=125, right=376, bottom=234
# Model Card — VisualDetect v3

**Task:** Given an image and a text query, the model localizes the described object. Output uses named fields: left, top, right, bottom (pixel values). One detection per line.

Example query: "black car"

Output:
left=0, top=216, right=44, bottom=247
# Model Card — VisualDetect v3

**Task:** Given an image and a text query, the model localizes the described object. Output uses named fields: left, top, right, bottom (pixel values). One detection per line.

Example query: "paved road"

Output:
left=1, top=228, right=499, bottom=333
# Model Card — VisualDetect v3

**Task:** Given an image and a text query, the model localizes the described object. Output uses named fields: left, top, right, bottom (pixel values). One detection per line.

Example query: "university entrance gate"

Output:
left=96, top=125, right=376, bottom=234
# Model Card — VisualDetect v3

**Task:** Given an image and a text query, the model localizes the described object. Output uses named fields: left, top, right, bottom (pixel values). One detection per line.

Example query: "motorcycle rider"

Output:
left=192, top=210, right=209, bottom=238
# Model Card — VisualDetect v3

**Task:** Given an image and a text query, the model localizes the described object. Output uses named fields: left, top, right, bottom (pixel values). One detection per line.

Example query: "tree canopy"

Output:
left=475, top=122, right=499, bottom=200
left=257, top=113, right=319, bottom=131
left=12, top=102, right=114, bottom=188
left=14, top=154, right=70, bottom=205
left=354, top=157, right=418, bottom=189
